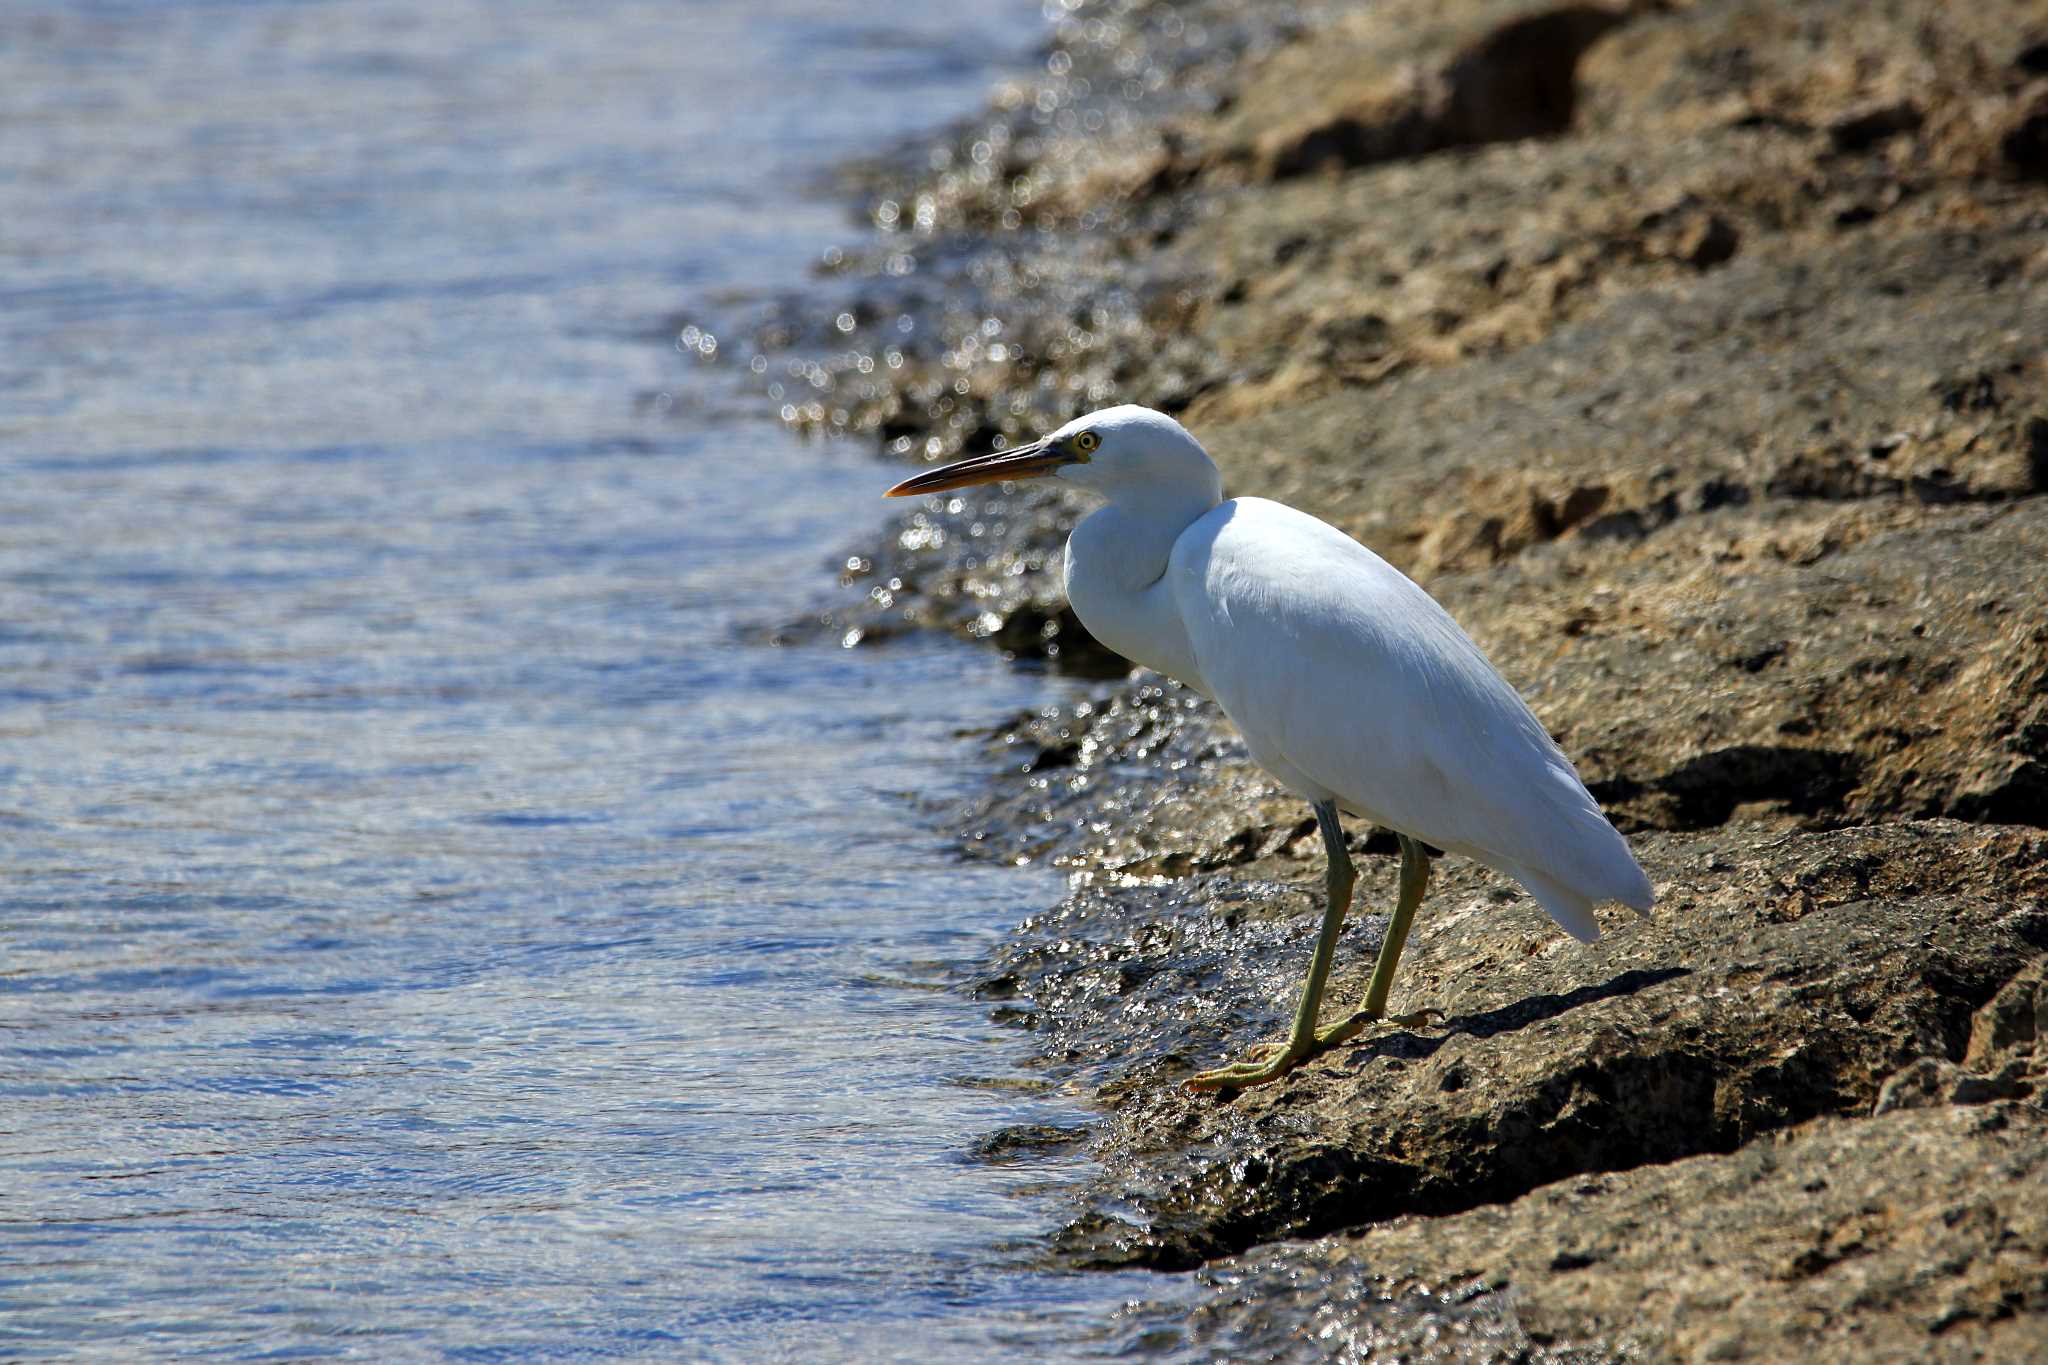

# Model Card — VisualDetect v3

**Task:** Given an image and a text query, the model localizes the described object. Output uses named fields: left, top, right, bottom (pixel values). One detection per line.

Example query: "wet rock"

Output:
left=776, top=482, right=1133, bottom=677
left=1115, top=1256, right=1596, bottom=1363
left=804, top=2, right=2048, bottom=666
left=1009, top=823, right=2046, bottom=1269
left=970, top=1123, right=1094, bottom=1164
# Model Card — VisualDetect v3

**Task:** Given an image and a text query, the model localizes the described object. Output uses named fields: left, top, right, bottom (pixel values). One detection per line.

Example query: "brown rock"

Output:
left=816, top=0, right=2048, bottom=1355
left=1009, top=823, right=2046, bottom=1270
left=1208, top=1, right=1636, bottom=182
left=1126, top=1104, right=2048, bottom=1361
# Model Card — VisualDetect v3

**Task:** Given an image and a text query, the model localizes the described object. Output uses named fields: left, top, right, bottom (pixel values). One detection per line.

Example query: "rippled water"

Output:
left=0, top=2, right=1186, bottom=1357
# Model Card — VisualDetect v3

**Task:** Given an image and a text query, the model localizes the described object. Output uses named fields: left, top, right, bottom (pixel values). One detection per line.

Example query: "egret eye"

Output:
left=1074, top=431, right=1100, bottom=455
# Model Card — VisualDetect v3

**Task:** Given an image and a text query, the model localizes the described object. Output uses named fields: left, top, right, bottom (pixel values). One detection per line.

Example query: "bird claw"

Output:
left=1324, top=1006, right=1443, bottom=1040
left=1184, top=1009, right=1445, bottom=1094
left=1183, top=1048, right=1306, bottom=1093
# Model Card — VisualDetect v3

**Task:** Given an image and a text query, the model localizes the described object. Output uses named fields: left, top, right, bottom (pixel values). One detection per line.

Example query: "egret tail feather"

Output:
left=1502, top=862, right=1605, bottom=944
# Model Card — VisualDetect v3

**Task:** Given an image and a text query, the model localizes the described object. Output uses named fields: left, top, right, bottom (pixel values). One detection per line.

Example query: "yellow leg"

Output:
left=1313, top=835, right=1441, bottom=1048
left=1187, top=829, right=1438, bottom=1093
left=1186, top=799, right=1354, bottom=1091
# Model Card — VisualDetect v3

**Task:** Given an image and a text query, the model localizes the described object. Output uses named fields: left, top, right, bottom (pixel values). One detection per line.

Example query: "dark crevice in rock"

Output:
left=1261, top=5, right=1633, bottom=180
left=1438, top=6, right=1636, bottom=143
left=2002, top=96, right=2048, bottom=180
left=1591, top=745, right=1863, bottom=831
left=1951, top=761, right=2048, bottom=829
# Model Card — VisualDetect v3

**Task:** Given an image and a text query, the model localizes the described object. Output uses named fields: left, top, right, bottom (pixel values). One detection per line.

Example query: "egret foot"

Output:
left=1311, top=1005, right=1444, bottom=1050
left=1183, top=1004, right=1444, bottom=1091
left=1183, top=1041, right=1316, bottom=1092
left=1186, top=808, right=1448, bottom=1093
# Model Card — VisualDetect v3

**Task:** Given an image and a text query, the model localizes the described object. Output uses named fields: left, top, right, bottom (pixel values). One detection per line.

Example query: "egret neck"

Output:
left=1062, top=468, right=1219, bottom=695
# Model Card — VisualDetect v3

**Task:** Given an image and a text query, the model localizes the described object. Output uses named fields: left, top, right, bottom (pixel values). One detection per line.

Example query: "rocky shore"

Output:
left=801, top=0, right=2048, bottom=1356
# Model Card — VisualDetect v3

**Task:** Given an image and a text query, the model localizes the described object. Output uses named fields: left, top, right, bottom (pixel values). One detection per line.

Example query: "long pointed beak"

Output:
left=883, top=438, right=1069, bottom=497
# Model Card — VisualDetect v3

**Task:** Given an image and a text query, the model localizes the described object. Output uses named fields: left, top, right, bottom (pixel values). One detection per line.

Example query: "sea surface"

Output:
left=0, top=2, right=1189, bottom=1357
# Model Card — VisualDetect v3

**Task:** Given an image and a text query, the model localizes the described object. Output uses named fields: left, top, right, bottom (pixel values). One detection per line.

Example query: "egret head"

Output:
left=884, top=404, right=1222, bottom=507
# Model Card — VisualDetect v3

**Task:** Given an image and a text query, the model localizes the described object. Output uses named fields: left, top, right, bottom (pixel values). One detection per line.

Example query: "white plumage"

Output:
left=887, top=404, right=1653, bottom=1090
left=1169, top=496, right=1652, bottom=940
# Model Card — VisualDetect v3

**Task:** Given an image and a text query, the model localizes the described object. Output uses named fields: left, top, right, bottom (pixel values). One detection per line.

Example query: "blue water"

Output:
left=0, top=2, right=1185, bottom=1357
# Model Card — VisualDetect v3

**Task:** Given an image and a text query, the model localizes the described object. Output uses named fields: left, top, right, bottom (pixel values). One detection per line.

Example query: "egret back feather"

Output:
left=1168, top=497, right=1652, bottom=936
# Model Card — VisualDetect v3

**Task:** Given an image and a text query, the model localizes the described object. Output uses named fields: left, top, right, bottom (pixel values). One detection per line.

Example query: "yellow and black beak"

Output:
left=883, top=436, right=1075, bottom=497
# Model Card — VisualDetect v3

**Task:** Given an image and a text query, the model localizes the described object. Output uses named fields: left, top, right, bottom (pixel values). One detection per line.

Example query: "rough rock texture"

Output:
left=993, top=823, right=2048, bottom=1269
left=804, top=0, right=2048, bottom=1357
left=1123, top=1103, right=2048, bottom=1361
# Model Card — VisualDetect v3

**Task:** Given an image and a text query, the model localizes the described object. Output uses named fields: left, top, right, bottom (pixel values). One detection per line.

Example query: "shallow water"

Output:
left=0, top=2, right=1189, bottom=1357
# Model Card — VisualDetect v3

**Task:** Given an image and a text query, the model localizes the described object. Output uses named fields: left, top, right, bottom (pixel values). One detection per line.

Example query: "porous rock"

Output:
left=1121, top=1102, right=2048, bottom=1362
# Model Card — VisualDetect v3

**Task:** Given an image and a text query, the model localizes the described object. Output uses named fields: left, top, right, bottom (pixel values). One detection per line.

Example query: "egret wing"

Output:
left=1169, top=498, right=1650, bottom=930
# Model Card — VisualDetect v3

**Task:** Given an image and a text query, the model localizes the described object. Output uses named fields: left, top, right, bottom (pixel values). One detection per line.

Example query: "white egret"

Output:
left=886, top=405, right=1653, bottom=1091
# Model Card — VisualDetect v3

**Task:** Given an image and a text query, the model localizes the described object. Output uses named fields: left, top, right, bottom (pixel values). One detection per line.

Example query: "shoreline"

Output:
left=798, top=0, right=2048, bottom=1356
